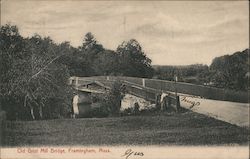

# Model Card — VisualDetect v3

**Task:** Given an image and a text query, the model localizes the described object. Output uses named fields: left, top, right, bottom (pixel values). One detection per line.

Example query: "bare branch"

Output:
left=31, top=54, right=62, bottom=79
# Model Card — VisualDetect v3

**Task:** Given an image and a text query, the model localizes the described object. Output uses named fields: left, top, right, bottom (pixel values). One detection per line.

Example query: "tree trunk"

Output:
left=39, top=105, right=43, bottom=119
left=30, top=107, right=35, bottom=120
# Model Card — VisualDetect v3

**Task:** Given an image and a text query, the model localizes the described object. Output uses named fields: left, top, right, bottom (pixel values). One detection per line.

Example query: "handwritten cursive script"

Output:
left=121, top=149, right=144, bottom=159
left=181, top=96, right=200, bottom=108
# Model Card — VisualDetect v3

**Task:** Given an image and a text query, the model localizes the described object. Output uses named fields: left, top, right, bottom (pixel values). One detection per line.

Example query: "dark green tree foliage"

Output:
left=153, top=64, right=210, bottom=84
left=57, top=42, right=92, bottom=76
left=0, top=25, right=31, bottom=119
left=0, top=24, right=73, bottom=120
left=57, top=33, right=154, bottom=78
left=87, top=81, right=124, bottom=117
left=210, top=49, right=249, bottom=91
left=154, top=49, right=249, bottom=91
left=116, top=39, right=154, bottom=78
left=106, top=81, right=124, bottom=114
left=26, top=35, right=73, bottom=119
left=59, top=32, right=103, bottom=77
left=92, top=50, right=120, bottom=76
left=80, top=32, right=104, bottom=76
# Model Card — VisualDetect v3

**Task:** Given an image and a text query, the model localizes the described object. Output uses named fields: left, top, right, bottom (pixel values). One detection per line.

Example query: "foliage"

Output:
left=153, top=49, right=249, bottom=92
left=24, top=35, right=73, bottom=120
left=153, top=64, right=210, bottom=84
left=0, top=24, right=31, bottom=120
left=89, top=106, right=109, bottom=118
left=58, top=43, right=92, bottom=76
left=102, top=81, right=124, bottom=115
left=90, top=81, right=124, bottom=117
left=209, top=49, right=249, bottom=91
left=80, top=32, right=104, bottom=76
left=116, top=39, right=154, bottom=78
left=121, top=103, right=158, bottom=116
left=0, top=24, right=156, bottom=120
left=92, top=50, right=120, bottom=76
left=0, top=24, right=73, bottom=120
left=122, top=107, right=134, bottom=116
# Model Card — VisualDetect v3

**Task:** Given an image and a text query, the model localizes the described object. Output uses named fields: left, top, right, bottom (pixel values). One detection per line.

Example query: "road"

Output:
left=180, top=95, right=249, bottom=128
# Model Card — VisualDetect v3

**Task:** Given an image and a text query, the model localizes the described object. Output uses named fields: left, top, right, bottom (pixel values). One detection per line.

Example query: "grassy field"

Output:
left=5, top=111, right=249, bottom=146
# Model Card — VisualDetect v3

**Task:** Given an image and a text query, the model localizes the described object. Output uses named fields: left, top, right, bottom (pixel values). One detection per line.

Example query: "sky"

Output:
left=1, top=0, right=249, bottom=65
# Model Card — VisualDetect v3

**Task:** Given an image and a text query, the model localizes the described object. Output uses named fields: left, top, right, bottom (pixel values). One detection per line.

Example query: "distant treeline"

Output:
left=154, top=49, right=249, bottom=91
left=153, top=64, right=210, bottom=84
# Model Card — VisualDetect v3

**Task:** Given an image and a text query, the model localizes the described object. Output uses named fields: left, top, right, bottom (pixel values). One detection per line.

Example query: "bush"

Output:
left=84, top=81, right=124, bottom=118
left=89, top=106, right=109, bottom=118
left=121, top=103, right=158, bottom=116
left=99, top=81, right=124, bottom=116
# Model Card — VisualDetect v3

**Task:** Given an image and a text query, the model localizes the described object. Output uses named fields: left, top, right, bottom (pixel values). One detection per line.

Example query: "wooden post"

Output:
left=174, top=76, right=178, bottom=97
left=155, top=94, right=161, bottom=110
left=176, top=96, right=180, bottom=113
left=76, top=77, right=79, bottom=86
left=174, top=76, right=179, bottom=112
left=160, top=98, right=164, bottom=111
left=142, top=78, right=145, bottom=87
left=167, top=96, right=171, bottom=110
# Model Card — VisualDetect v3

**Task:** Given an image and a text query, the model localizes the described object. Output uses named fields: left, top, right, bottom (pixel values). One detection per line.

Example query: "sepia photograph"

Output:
left=0, top=0, right=249, bottom=158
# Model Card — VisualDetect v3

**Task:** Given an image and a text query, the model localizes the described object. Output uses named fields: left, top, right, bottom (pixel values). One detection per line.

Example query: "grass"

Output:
left=4, top=111, right=249, bottom=146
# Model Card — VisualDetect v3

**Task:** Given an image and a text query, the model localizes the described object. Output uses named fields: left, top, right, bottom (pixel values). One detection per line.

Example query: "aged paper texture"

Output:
left=0, top=0, right=249, bottom=159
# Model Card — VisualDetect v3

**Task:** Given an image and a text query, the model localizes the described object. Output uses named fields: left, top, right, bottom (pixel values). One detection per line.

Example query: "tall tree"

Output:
left=82, top=32, right=97, bottom=50
left=0, top=24, right=30, bottom=119
left=210, top=49, right=249, bottom=91
left=116, top=39, right=154, bottom=78
left=79, top=32, right=104, bottom=76
left=57, top=42, right=92, bottom=76
left=0, top=24, right=73, bottom=120
left=92, top=50, right=120, bottom=76
left=24, top=35, right=73, bottom=120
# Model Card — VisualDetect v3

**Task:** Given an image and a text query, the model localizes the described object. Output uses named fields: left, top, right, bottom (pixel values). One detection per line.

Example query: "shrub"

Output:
left=89, top=106, right=109, bottom=118
left=100, top=81, right=124, bottom=116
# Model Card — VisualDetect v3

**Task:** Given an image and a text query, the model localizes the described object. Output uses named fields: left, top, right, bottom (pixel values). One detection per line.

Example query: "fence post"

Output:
left=161, top=96, right=167, bottom=111
left=155, top=94, right=161, bottom=110
left=142, top=78, right=145, bottom=87
left=68, top=77, right=73, bottom=85
left=76, top=77, right=79, bottom=86
left=176, top=96, right=180, bottom=113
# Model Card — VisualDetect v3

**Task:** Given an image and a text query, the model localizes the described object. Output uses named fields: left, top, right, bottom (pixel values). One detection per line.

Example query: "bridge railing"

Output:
left=122, top=80, right=160, bottom=102
left=70, top=75, right=248, bottom=103
left=94, top=76, right=247, bottom=103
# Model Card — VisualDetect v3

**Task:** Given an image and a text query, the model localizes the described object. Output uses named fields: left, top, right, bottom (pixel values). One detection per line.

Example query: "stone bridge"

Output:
left=69, top=76, right=249, bottom=128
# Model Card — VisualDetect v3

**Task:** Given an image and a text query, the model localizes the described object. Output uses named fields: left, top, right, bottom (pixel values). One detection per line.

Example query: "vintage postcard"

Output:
left=0, top=0, right=249, bottom=159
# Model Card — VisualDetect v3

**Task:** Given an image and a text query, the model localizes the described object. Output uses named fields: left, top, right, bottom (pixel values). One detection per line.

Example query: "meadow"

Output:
left=5, top=111, right=248, bottom=146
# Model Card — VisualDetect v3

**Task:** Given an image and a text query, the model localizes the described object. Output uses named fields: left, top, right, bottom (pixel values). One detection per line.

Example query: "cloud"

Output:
left=1, top=0, right=248, bottom=65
